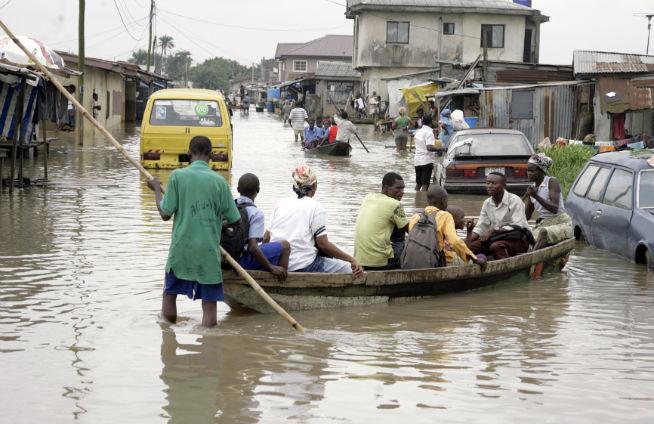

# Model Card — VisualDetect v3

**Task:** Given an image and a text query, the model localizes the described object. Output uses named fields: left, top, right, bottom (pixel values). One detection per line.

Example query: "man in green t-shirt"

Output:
left=147, top=136, right=241, bottom=327
left=392, top=107, right=411, bottom=152
left=354, top=172, right=409, bottom=270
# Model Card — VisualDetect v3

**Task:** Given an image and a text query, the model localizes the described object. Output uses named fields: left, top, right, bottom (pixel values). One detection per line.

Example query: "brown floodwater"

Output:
left=1, top=111, right=653, bottom=423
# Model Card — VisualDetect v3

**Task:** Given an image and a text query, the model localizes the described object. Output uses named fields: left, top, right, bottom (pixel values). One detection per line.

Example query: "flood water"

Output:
left=1, top=111, right=653, bottom=423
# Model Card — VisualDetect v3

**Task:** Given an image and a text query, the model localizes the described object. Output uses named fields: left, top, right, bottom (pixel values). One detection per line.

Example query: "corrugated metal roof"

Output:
left=347, top=0, right=546, bottom=17
left=597, top=75, right=654, bottom=113
left=314, top=61, right=360, bottom=79
left=275, top=35, right=352, bottom=59
left=573, top=50, right=654, bottom=76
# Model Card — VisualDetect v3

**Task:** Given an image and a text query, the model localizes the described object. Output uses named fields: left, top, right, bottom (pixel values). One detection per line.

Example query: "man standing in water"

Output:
left=147, top=136, right=241, bottom=327
left=289, top=102, right=308, bottom=142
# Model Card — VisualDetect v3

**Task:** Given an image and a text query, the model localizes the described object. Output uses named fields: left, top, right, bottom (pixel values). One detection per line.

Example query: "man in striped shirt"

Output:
left=289, top=103, right=308, bottom=142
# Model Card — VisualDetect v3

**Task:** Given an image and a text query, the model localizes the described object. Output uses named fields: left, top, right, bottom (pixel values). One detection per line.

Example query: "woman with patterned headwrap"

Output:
left=266, top=165, right=364, bottom=277
left=525, top=153, right=574, bottom=249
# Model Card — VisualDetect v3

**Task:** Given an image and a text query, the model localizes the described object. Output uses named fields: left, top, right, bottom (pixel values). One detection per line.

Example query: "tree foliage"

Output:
left=191, top=57, right=252, bottom=91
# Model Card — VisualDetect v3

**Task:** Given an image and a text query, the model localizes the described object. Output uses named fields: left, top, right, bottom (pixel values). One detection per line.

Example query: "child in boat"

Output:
left=147, top=136, right=241, bottom=327
left=235, top=173, right=291, bottom=282
left=446, top=205, right=487, bottom=267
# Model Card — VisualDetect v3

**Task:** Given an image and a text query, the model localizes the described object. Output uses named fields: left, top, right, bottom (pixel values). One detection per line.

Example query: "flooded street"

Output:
left=1, top=111, right=654, bottom=423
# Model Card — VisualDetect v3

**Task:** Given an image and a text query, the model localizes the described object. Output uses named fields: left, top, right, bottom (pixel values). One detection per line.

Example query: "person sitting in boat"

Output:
left=335, top=110, right=358, bottom=144
left=327, top=119, right=338, bottom=144
left=234, top=173, right=291, bottom=282
left=303, top=118, right=323, bottom=149
left=266, top=165, right=364, bottom=277
left=525, top=153, right=573, bottom=250
left=466, top=173, right=534, bottom=260
left=408, top=186, right=485, bottom=268
left=354, top=172, right=409, bottom=270
left=446, top=205, right=486, bottom=267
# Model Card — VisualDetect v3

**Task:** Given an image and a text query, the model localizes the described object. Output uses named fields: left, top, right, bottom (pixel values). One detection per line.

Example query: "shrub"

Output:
left=542, top=145, right=596, bottom=196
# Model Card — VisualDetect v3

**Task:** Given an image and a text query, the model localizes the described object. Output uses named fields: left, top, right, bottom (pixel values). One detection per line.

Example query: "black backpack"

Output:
left=220, top=200, right=252, bottom=262
left=400, top=211, right=445, bottom=269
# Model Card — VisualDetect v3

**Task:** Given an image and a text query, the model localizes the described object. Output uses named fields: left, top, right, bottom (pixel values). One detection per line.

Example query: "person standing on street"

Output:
left=413, top=115, right=439, bottom=191
left=289, top=102, right=308, bottom=143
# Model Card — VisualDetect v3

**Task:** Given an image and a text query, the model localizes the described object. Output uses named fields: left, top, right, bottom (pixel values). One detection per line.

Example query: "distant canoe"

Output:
left=223, top=238, right=575, bottom=313
left=304, top=141, right=352, bottom=156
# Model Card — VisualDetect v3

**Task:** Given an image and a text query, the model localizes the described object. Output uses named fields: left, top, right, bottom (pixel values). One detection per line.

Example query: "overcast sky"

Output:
left=1, top=0, right=653, bottom=66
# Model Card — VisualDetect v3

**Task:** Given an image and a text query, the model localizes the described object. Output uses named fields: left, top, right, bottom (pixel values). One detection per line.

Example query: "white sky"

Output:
left=1, top=0, right=653, bottom=66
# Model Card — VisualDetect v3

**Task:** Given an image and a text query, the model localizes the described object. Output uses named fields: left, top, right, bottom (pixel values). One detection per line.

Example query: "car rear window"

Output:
left=602, top=168, right=633, bottom=209
left=448, top=133, right=533, bottom=157
left=150, top=99, right=223, bottom=127
left=572, top=164, right=599, bottom=197
left=639, top=170, right=654, bottom=208
left=586, top=167, right=612, bottom=201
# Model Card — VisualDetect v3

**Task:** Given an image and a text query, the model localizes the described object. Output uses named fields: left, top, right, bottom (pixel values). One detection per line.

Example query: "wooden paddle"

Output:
left=0, top=19, right=305, bottom=334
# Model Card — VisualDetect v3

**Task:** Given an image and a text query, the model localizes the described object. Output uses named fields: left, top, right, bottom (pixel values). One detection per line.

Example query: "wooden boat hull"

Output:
left=223, top=239, right=575, bottom=313
left=305, top=141, right=351, bottom=156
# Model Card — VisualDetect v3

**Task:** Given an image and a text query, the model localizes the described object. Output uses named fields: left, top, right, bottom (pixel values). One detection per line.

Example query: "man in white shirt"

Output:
left=267, top=165, right=364, bottom=277
left=289, top=103, right=308, bottom=142
left=335, top=110, right=358, bottom=144
left=413, top=115, right=440, bottom=191
left=466, top=172, right=533, bottom=259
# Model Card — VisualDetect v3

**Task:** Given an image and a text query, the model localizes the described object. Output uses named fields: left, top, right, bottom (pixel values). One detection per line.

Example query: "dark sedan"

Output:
left=434, top=129, right=534, bottom=193
left=566, top=151, right=654, bottom=268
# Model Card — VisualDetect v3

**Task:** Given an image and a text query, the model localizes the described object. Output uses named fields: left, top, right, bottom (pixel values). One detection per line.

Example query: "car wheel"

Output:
left=646, top=249, right=653, bottom=270
left=573, top=226, right=585, bottom=241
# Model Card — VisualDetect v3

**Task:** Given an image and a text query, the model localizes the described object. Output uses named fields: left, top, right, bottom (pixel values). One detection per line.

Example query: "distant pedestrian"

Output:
left=413, top=115, right=439, bottom=191
left=92, top=91, right=101, bottom=120
left=289, top=103, right=308, bottom=142
left=392, top=107, right=411, bottom=152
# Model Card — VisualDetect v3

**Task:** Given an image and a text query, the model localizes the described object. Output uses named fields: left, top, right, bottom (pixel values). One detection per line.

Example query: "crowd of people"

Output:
left=146, top=135, right=572, bottom=326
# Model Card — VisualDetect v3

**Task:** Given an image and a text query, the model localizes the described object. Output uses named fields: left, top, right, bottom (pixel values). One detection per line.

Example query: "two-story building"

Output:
left=346, top=0, right=548, bottom=99
left=275, top=34, right=353, bottom=82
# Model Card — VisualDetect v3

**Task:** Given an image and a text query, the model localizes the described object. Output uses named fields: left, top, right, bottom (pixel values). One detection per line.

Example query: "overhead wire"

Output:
left=47, top=16, right=149, bottom=46
left=112, top=0, right=143, bottom=41
left=0, top=0, right=13, bottom=9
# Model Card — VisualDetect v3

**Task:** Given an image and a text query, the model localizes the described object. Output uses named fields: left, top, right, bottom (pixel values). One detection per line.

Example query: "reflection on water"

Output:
left=1, top=112, right=653, bottom=423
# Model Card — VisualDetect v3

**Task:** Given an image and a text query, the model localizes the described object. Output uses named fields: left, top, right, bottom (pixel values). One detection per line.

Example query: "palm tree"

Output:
left=158, top=35, right=175, bottom=60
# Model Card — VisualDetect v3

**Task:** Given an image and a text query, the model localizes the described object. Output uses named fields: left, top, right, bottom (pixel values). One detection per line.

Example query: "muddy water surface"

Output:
left=1, top=111, right=653, bottom=423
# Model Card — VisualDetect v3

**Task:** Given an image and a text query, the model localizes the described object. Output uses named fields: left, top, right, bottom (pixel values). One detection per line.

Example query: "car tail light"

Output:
left=446, top=168, right=463, bottom=178
left=463, top=169, right=477, bottom=178
left=512, top=167, right=528, bottom=178
left=142, top=151, right=160, bottom=160
left=211, top=152, right=228, bottom=162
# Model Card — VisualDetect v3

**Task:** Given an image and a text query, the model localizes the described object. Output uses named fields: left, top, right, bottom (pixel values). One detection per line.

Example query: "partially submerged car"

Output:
left=566, top=150, right=654, bottom=268
left=434, top=129, right=534, bottom=193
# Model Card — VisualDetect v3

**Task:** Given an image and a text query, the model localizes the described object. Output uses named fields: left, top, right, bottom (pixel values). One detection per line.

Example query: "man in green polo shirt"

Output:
left=147, top=136, right=241, bottom=327
left=354, top=172, right=409, bottom=270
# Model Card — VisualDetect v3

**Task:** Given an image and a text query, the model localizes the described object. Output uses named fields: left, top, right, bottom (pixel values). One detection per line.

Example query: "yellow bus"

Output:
left=140, top=88, right=233, bottom=171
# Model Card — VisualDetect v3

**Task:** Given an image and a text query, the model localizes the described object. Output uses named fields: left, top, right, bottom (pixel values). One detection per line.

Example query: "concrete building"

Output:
left=573, top=50, right=654, bottom=141
left=275, top=35, right=353, bottom=82
left=345, top=0, right=548, bottom=100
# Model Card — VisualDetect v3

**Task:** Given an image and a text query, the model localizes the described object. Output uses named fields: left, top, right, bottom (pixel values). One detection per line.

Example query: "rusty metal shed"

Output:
left=597, top=75, right=654, bottom=114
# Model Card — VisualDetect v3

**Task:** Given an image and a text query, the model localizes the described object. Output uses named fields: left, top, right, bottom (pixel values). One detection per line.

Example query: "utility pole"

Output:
left=647, top=14, right=653, bottom=55
left=78, top=0, right=85, bottom=146
left=146, top=0, right=154, bottom=72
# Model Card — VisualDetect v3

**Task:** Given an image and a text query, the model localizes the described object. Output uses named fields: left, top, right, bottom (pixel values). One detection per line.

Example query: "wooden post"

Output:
left=146, top=0, right=154, bottom=72
left=42, top=120, right=48, bottom=181
left=17, top=77, right=24, bottom=186
left=77, top=0, right=85, bottom=146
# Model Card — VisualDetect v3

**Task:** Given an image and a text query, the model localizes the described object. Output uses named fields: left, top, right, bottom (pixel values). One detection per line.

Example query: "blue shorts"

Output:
left=164, top=270, right=224, bottom=302
left=237, top=242, right=283, bottom=270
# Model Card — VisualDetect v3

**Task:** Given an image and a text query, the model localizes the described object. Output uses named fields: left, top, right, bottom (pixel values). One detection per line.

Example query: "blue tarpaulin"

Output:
left=0, top=77, right=40, bottom=143
left=266, top=87, right=280, bottom=101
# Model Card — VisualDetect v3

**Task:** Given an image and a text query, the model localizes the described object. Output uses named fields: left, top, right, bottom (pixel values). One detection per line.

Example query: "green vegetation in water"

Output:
left=542, top=145, right=597, bottom=196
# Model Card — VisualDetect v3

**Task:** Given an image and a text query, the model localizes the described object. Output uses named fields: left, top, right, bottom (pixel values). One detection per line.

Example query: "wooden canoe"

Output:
left=304, top=141, right=352, bottom=156
left=222, top=238, right=575, bottom=313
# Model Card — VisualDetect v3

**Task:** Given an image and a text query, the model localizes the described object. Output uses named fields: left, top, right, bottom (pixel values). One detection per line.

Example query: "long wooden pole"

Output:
left=77, top=0, right=85, bottom=146
left=0, top=19, right=305, bottom=334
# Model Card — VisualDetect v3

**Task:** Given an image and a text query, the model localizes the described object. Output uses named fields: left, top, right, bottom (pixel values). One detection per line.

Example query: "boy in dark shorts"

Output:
left=235, top=173, right=291, bottom=282
left=147, top=136, right=241, bottom=327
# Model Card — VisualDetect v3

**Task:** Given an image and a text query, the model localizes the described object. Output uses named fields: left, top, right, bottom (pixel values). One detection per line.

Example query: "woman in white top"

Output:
left=525, top=153, right=573, bottom=249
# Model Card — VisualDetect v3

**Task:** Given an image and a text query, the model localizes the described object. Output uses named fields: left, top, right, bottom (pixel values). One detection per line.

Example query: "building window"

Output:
left=443, top=22, right=455, bottom=35
left=481, top=24, right=505, bottom=48
left=510, top=90, right=533, bottom=119
left=293, top=60, right=307, bottom=73
left=386, top=21, right=409, bottom=44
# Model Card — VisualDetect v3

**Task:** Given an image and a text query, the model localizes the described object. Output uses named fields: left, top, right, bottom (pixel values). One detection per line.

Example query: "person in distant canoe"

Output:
left=327, top=119, right=338, bottom=144
left=525, top=153, right=573, bottom=249
left=265, top=165, right=364, bottom=277
left=354, top=172, right=409, bottom=270
left=147, top=136, right=241, bottom=327
left=335, top=110, right=358, bottom=144
left=303, top=118, right=323, bottom=149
